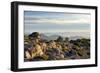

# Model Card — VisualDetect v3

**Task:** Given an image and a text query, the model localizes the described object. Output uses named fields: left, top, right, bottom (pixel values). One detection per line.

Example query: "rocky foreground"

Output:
left=24, top=32, right=90, bottom=62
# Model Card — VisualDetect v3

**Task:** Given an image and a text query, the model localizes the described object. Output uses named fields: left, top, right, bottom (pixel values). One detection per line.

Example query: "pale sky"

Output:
left=24, top=11, right=91, bottom=37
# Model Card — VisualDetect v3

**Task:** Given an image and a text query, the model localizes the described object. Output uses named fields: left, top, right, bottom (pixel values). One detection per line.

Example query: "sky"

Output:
left=24, top=11, right=91, bottom=38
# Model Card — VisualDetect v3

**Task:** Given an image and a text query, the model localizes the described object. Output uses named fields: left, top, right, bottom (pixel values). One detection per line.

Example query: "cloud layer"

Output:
left=24, top=11, right=91, bottom=37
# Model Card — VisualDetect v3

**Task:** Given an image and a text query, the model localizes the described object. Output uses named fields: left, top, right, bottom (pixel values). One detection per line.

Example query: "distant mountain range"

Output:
left=40, top=33, right=86, bottom=41
left=69, top=36, right=83, bottom=40
left=25, top=32, right=89, bottom=41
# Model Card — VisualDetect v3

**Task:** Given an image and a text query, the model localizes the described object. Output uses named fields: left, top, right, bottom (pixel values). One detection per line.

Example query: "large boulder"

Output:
left=46, top=48, right=64, bottom=60
left=28, top=32, right=40, bottom=39
left=64, top=49, right=77, bottom=58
